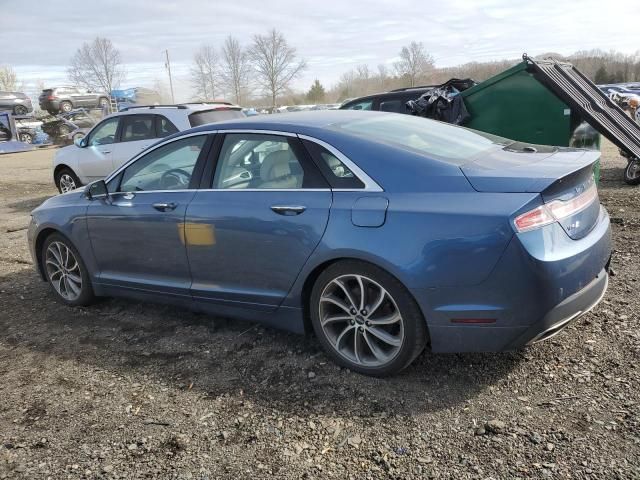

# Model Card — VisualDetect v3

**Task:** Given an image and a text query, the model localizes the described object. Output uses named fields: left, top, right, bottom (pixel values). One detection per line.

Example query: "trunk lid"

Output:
left=461, top=144, right=601, bottom=240
left=460, top=144, right=599, bottom=193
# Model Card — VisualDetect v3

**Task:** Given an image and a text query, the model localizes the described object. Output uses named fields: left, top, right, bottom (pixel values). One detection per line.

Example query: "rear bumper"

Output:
left=39, top=100, right=61, bottom=111
left=508, top=267, right=608, bottom=347
left=412, top=205, right=612, bottom=353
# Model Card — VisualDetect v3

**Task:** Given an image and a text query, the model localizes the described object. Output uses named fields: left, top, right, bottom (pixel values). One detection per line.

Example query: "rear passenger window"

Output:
left=344, top=100, right=372, bottom=111
left=302, top=140, right=364, bottom=189
left=156, top=115, right=179, bottom=137
left=120, top=115, right=156, bottom=142
left=379, top=99, right=403, bottom=113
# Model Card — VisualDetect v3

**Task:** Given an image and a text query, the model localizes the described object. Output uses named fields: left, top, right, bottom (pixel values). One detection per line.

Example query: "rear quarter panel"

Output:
left=283, top=189, right=537, bottom=307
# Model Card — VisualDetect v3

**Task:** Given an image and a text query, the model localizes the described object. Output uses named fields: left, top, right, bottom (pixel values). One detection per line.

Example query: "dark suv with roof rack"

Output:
left=340, top=86, right=435, bottom=114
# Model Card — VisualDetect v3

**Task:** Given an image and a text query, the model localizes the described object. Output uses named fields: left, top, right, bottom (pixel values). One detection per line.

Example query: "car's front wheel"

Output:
left=55, top=167, right=82, bottom=193
left=42, top=233, right=95, bottom=306
left=310, top=261, right=427, bottom=376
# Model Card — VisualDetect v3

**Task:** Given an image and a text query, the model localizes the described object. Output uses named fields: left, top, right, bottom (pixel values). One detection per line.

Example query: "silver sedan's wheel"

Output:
left=45, top=241, right=83, bottom=301
left=59, top=173, right=77, bottom=193
left=319, top=274, right=404, bottom=368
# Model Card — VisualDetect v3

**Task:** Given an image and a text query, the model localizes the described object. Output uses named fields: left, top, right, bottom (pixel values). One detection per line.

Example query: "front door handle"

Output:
left=152, top=202, right=178, bottom=212
left=270, top=205, right=306, bottom=216
left=100, top=150, right=111, bottom=154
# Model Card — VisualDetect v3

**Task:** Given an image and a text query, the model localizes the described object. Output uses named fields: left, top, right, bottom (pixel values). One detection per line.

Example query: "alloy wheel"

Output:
left=45, top=241, right=83, bottom=301
left=59, top=174, right=77, bottom=193
left=626, top=160, right=640, bottom=181
left=319, top=274, right=404, bottom=367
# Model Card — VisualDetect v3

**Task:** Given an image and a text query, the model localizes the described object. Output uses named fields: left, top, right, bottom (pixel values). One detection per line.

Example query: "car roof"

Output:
left=182, top=110, right=376, bottom=133
left=341, top=87, right=433, bottom=105
left=119, top=103, right=241, bottom=113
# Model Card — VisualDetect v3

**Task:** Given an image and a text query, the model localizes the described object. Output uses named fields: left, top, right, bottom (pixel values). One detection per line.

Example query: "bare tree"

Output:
left=377, top=64, right=389, bottom=90
left=0, top=65, right=19, bottom=91
left=395, top=41, right=434, bottom=87
left=220, top=36, right=250, bottom=105
left=68, top=37, right=125, bottom=94
left=248, top=29, right=306, bottom=108
left=191, top=45, right=219, bottom=101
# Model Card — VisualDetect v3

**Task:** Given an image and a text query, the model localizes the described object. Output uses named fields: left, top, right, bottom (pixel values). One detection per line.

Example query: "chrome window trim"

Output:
left=296, top=134, right=383, bottom=192
left=104, top=131, right=216, bottom=183
left=216, top=129, right=298, bottom=138
left=102, top=128, right=383, bottom=194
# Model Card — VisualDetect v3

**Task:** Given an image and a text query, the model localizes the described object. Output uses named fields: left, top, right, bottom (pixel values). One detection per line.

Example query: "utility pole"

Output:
left=164, top=49, right=175, bottom=104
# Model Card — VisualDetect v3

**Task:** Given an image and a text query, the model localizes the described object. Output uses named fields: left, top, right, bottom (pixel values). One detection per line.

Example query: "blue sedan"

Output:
left=28, top=111, right=611, bottom=376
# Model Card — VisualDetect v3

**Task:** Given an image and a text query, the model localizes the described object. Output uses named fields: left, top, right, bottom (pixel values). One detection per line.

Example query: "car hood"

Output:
left=460, top=146, right=600, bottom=193
left=32, top=189, right=85, bottom=214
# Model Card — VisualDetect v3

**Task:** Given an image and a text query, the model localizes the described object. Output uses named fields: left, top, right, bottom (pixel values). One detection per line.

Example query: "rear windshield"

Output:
left=189, top=109, right=245, bottom=127
left=332, top=114, right=512, bottom=164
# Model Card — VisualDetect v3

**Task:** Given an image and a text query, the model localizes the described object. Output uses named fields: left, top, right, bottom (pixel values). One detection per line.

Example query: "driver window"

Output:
left=118, top=135, right=206, bottom=192
left=88, top=117, right=119, bottom=146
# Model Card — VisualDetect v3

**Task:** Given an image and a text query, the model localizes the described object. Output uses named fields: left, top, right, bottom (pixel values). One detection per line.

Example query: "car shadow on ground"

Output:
left=0, top=268, right=522, bottom=417
left=6, top=195, right=53, bottom=214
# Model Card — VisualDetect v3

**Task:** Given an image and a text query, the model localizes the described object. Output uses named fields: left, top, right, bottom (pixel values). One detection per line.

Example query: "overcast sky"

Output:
left=2, top=0, right=639, bottom=102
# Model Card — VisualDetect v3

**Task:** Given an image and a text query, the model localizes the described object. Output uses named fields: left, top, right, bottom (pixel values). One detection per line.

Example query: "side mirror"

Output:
left=74, top=136, right=84, bottom=147
left=85, top=180, right=109, bottom=200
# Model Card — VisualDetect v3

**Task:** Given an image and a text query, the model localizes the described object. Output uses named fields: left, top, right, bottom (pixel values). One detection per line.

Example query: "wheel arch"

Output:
left=299, top=256, right=431, bottom=343
left=34, top=227, right=63, bottom=280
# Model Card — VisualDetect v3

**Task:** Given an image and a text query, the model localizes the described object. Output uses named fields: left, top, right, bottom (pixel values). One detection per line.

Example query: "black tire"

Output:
left=624, top=159, right=640, bottom=185
left=19, top=132, right=33, bottom=144
left=55, top=167, right=82, bottom=193
left=310, top=260, right=428, bottom=377
left=58, top=124, right=71, bottom=136
left=59, top=101, right=73, bottom=113
left=41, top=232, right=95, bottom=307
left=14, top=105, right=28, bottom=115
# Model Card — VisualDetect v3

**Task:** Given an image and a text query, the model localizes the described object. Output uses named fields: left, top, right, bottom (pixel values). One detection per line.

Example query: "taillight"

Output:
left=514, top=182, right=598, bottom=233
left=47, top=95, right=55, bottom=100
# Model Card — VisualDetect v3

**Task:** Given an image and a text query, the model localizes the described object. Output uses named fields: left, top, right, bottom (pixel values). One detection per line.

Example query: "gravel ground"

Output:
left=0, top=142, right=638, bottom=479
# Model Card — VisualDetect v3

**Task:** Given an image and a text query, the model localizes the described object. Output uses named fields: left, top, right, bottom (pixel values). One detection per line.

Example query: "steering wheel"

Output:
left=160, top=168, right=191, bottom=189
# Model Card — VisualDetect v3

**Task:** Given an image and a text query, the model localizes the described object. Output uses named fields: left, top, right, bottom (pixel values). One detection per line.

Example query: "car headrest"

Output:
left=131, top=120, right=150, bottom=136
left=260, top=150, right=293, bottom=181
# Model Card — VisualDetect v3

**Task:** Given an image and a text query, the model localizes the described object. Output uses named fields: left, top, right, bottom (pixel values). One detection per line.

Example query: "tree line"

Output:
left=1, top=36, right=639, bottom=107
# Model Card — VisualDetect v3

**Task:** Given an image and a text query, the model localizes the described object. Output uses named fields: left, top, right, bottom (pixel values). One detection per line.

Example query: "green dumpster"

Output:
left=460, top=61, right=601, bottom=180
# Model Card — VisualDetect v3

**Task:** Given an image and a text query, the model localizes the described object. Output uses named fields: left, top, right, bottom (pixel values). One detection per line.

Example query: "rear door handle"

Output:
left=99, top=150, right=111, bottom=154
left=152, top=202, right=177, bottom=212
left=270, top=205, right=306, bottom=215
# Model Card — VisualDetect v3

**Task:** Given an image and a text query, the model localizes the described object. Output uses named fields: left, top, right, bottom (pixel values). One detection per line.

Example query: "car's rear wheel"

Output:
left=19, top=132, right=33, bottom=143
left=42, top=233, right=95, bottom=306
left=55, top=167, right=81, bottom=193
left=60, top=101, right=73, bottom=113
left=624, top=159, right=640, bottom=185
left=310, top=260, right=427, bottom=376
left=14, top=105, right=28, bottom=115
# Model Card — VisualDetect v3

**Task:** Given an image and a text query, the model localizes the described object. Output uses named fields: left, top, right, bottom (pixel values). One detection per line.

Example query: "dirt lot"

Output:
left=0, top=142, right=638, bottom=480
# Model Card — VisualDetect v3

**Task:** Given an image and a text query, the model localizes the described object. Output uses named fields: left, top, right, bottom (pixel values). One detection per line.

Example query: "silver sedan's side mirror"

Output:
left=74, top=136, right=87, bottom=148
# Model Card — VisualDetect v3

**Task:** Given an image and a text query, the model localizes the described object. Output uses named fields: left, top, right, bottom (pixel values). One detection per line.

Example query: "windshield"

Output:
left=332, top=114, right=512, bottom=164
left=189, top=109, right=245, bottom=127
